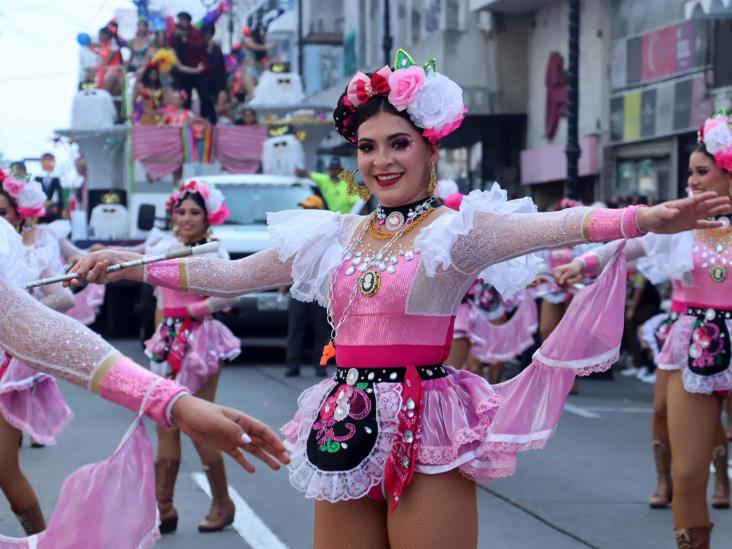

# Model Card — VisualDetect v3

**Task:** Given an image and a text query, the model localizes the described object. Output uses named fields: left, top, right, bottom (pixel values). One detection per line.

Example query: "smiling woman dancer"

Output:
left=70, top=50, right=730, bottom=549
left=556, top=112, right=732, bottom=549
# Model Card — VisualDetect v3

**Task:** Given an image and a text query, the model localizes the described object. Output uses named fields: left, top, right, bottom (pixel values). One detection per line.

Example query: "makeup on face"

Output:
left=174, top=199, right=207, bottom=242
left=356, top=112, right=436, bottom=206
left=688, top=152, right=731, bottom=197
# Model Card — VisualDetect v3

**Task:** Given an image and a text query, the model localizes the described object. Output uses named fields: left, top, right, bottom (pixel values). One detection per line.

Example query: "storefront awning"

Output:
left=684, top=0, right=732, bottom=19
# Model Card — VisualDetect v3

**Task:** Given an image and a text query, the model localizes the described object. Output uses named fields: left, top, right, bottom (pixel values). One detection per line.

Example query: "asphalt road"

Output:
left=1, top=339, right=730, bottom=548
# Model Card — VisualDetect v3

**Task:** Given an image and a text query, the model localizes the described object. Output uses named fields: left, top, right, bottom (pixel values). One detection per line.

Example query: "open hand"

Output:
left=637, top=192, right=731, bottom=234
left=171, top=395, right=290, bottom=473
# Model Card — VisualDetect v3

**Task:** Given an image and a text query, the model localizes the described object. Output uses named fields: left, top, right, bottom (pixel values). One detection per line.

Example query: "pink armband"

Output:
left=145, top=259, right=184, bottom=289
left=92, top=353, right=188, bottom=427
left=585, top=206, right=647, bottom=242
left=187, top=300, right=211, bottom=318
left=577, top=253, right=601, bottom=278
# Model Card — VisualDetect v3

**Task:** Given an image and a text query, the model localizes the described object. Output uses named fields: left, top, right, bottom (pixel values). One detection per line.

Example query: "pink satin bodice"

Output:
left=672, top=239, right=732, bottom=308
left=331, top=255, right=454, bottom=367
left=158, top=287, right=206, bottom=310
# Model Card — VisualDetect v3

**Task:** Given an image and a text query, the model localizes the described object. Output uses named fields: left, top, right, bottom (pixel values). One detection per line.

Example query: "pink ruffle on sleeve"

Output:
left=95, top=354, right=188, bottom=427
left=586, top=205, right=647, bottom=242
left=578, top=252, right=601, bottom=278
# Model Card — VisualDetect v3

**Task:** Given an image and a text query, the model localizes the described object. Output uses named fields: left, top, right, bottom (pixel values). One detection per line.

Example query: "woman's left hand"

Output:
left=637, top=192, right=731, bottom=234
left=171, top=395, right=290, bottom=473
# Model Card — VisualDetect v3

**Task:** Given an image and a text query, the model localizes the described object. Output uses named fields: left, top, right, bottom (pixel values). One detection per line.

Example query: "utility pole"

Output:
left=383, top=0, right=393, bottom=67
left=565, top=0, right=581, bottom=200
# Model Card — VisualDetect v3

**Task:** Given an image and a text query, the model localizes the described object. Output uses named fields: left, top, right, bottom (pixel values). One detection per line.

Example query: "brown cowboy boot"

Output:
left=712, top=444, right=730, bottom=509
left=649, top=440, right=672, bottom=509
left=198, top=459, right=235, bottom=532
left=674, top=523, right=712, bottom=549
left=13, top=501, right=45, bottom=535
left=155, top=459, right=180, bottom=534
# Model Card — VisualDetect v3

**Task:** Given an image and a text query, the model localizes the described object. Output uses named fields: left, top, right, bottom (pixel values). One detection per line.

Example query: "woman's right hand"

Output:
left=65, top=250, right=144, bottom=287
left=554, top=259, right=584, bottom=287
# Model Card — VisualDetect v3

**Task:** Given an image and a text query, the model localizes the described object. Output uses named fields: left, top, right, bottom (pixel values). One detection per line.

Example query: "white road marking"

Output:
left=585, top=406, right=653, bottom=414
left=563, top=403, right=600, bottom=418
left=192, top=472, right=289, bottom=549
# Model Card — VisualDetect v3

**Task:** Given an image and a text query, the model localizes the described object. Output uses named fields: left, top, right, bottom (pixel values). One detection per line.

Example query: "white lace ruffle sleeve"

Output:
left=637, top=232, right=694, bottom=285
left=415, top=184, right=543, bottom=299
left=0, top=218, right=33, bottom=287
left=267, top=209, right=345, bottom=306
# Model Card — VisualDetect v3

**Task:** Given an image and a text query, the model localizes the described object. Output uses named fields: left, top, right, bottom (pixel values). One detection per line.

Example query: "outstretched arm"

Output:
left=0, top=279, right=288, bottom=471
left=37, top=267, right=76, bottom=312
left=69, top=247, right=294, bottom=298
left=452, top=193, right=728, bottom=276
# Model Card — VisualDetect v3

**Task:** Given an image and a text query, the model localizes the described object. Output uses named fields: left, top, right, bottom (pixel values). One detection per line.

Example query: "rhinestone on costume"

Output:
left=365, top=426, right=373, bottom=434
left=346, top=368, right=359, bottom=386
left=387, top=265, right=396, bottom=274
left=358, top=263, right=368, bottom=272
left=405, top=251, right=415, bottom=261
left=404, top=430, right=414, bottom=444
left=705, top=308, right=717, bottom=321
left=402, top=456, right=410, bottom=467
left=389, top=371, right=398, bottom=380
left=345, top=266, right=355, bottom=276
left=334, top=403, right=350, bottom=421
left=406, top=398, right=416, bottom=410
left=352, top=257, right=362, bottom=265
left=407, top=410, right=415, bottom=418
left=367, top=372, right=375, bottom=380
left=390, top=256, right=398, bottom=264
left=689, top=344, right=702, bottom=359
left=385, top=211, right=406, bottom=232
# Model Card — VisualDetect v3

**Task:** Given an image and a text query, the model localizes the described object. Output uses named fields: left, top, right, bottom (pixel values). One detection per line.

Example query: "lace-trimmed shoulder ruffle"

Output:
left=0, top=217, right=33, bottom=287
left=637, top=232, right=694, bottom=285
left=267, top=209, right=346, bottom=306
left=415, top=184, right=543, bottom=299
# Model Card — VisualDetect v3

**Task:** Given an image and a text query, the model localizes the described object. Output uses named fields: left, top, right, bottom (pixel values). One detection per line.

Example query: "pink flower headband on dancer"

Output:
left=333, top=48, right=467, bottom=144
left=698, top=110, right=732, bottom=172
left=166, top=180, right=230, bottom=225
left=0, top=169, right=46, bottom=220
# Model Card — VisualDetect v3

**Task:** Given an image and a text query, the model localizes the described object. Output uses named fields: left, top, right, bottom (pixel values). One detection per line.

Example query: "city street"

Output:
left=1, top=340, right=730, bottom=549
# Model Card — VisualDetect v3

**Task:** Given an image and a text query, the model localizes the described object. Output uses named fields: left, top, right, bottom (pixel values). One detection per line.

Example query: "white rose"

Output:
left=17, top=181, right=46, bottom=208
left=206, top=188, right=224, bottom=215
left=406, top=72, right=464, bottom=132
left=703, top=118, right=732, bottom=155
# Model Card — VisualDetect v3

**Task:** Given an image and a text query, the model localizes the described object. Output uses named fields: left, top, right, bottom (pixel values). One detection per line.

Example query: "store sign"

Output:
left=610, top=73, right=710, bottom=143
left=612, top=19, right=708, bottom=91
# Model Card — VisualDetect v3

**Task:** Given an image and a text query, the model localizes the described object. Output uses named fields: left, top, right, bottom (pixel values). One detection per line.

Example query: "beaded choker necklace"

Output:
left=375, top=195, right=436, bottom=232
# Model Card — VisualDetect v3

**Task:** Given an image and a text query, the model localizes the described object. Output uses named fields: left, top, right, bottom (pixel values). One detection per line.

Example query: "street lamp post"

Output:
left=383, top=0, right=393, bottom=67
left=565, top=0, right=581, bottom=200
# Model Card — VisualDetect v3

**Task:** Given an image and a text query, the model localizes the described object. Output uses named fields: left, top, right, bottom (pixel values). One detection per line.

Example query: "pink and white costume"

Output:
left=142, top=185, right=641, bottom=505
left=579, top=229, right=732, bottom=395
left=0, top=225, right=75, bottom=445
left=144, top=235, right=240, bottom=393
left=0, top=217, right=188, bottom=547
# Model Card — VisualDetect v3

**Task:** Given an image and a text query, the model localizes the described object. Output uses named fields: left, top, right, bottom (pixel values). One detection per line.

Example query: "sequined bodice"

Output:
left=672, top=231, right=732, bottom=308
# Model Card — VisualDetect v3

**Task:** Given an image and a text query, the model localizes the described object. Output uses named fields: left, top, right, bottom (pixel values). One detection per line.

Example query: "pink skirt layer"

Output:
left=469, top=295, right=538, bottom=363
left=657, top=314, right=732, bottom=394
left=66, top=285, right=106, bottom=326
left=145, top=318, right=241, bottom=393
left=0, top=358, right=73, bottom=445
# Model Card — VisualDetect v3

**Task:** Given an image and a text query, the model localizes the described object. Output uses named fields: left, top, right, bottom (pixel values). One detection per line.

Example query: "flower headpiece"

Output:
left=698, top=110, right=732, bottom=172
left=0, top=169, right=46, bottom=220
left=334, top=49, right=467, bottom=144
left=166, top=180, right=229, bottom=225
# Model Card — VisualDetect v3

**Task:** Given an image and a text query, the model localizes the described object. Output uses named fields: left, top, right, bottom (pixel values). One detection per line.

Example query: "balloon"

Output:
left=77, top=32, right=91, bottom=46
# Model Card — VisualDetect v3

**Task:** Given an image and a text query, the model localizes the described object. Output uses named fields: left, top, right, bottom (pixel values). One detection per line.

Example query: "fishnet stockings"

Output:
left=313, top=471, right=478, bottom=549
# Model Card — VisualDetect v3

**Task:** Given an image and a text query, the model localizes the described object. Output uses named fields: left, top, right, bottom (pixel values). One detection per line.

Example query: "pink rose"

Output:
left=2, top=176, right=25, bottom=198
left=196, top=182, right=211, bottom=200
left=714, top=147, right=732, bottom=173
left=207, top=202, right=229, bottom=225
left=388, top=67, right=426, bottom=111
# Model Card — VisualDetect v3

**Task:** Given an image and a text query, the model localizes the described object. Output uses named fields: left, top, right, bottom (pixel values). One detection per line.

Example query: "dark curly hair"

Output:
left=333, top=81, right=421, bottom=144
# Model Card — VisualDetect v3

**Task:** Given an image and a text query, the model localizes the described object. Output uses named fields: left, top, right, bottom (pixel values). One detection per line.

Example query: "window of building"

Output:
left=617, top=157, right=671, bottom=202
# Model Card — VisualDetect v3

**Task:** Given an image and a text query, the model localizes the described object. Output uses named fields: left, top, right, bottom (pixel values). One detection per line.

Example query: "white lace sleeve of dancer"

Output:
left=192, top=243, right=240, bottom=313
left=267, top=209, right=353, bottom=306
left=29, top=226, right=65, bottom=276
left=637, top=231, right=694, bottom=284
left=37, top=267, right=75, bottom=312
left=0, top=218, right=33, bottom=287
left=415, top=185, right=544, bottom=299
left=0, top=278, right=115, bottom=388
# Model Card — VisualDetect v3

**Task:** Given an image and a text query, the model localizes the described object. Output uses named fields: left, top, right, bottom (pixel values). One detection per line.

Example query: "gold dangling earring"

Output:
left=173, top=225, right=180, bottom=237
left=340, top=168, right=371, bottom=201
left=427, top=163, right=437, bottom=195
left=205, top=227, right=213, bottom=240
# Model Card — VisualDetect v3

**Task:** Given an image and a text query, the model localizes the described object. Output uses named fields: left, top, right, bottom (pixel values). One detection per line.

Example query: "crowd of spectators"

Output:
left=82, top=8, right=273, bottom=127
